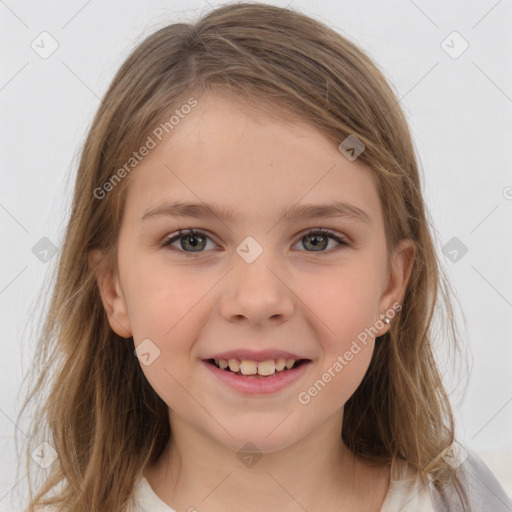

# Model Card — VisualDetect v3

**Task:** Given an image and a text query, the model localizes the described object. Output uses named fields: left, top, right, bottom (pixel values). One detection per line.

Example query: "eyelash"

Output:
left=160, top=228, right=350, bottom=255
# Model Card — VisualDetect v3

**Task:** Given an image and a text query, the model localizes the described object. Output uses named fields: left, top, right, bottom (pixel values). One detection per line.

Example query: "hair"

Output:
left=17, top=2, right=470, bottom=511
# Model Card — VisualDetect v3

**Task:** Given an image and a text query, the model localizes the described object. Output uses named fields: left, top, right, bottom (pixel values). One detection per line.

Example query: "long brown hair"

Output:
left=18, top=3, right=469, bottom=510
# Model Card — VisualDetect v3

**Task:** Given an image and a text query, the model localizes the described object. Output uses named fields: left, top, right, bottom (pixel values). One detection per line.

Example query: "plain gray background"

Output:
left=1, top=0, right=511, bottom=509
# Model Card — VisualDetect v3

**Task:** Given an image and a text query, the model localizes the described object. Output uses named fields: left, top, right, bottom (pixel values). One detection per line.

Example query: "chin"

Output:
left=214, top=423, right=303, bottom=455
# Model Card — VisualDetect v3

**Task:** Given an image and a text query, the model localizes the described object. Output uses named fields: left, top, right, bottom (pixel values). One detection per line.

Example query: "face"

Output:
left=92, top=92, right=414, bottom=453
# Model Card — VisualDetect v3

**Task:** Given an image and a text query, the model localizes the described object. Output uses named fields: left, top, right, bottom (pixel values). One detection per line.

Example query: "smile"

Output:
left=202, top=358, right=312, bottom=395
left=209, top=357, right=306, bottom=376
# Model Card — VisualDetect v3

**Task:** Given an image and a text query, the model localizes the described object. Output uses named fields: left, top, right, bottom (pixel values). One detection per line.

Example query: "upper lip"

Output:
left=204, top=349, right=310, bottom=363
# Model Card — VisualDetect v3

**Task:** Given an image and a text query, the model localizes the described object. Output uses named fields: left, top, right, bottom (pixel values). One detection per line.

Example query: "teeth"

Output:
left=257, top=359, right=276, bottom=376
left=275, top=358, right=286, bottom=371
left=239, top=360, right=257, bottom=375
left=215, top=357, right=299, bottom=376
left=228, top=358, right=240, bottom=372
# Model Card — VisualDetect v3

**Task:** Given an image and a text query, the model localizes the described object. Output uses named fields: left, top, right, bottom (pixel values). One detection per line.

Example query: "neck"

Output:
left=142, top=409, right=388, bottom=512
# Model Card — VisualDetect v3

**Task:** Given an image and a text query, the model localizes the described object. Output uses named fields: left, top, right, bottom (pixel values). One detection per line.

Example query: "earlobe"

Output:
left=88, top=249, right=133, bottom=338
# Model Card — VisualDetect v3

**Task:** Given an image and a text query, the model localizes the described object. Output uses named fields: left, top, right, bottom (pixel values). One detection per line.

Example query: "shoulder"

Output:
left=429, top=447, right=512, bottom=512
left=27, top=478, right=175, bottom=512
left=130, top=476, right=177, bottom=512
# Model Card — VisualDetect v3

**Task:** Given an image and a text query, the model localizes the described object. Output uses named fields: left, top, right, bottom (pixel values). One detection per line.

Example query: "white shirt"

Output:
left=133, top=457, right=435, bottom=512
left=131, top=450, right=512, bottom=512
left=33, top=449, right=512, bottom=511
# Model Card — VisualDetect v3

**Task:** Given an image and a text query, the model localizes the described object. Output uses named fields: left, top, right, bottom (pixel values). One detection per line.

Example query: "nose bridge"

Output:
left=220, top=235, right=294, bottom=324
left=236, top=233, right=268, bottom=264
left=234, top=234, right=281, bottom=292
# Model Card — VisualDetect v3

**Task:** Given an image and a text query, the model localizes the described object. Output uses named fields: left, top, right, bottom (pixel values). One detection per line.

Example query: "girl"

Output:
left=18, top=3, right=512, bottom=511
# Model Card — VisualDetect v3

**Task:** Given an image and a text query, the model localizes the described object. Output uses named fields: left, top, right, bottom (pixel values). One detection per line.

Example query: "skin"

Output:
left=90, top=91, right=415, bottom=512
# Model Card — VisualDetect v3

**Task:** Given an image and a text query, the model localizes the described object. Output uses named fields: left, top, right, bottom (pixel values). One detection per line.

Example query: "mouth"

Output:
left=202, top=356, right=313, bottom=395
left=204, top=357, right=311, bottom=378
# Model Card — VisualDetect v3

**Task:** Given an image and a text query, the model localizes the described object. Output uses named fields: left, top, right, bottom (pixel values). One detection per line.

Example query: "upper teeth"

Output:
left=215, top=358, right=296, bottom=376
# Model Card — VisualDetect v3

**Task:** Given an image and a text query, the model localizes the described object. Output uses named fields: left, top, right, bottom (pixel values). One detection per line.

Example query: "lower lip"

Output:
left=202, top=360, right=312, bottom=395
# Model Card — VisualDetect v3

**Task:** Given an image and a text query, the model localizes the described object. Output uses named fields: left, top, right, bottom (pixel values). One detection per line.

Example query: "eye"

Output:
left=161, top=228, right=215, bottom=253
left=161, top=228, right=349, bottom=254
left=292, top=228, right=349, bottom=253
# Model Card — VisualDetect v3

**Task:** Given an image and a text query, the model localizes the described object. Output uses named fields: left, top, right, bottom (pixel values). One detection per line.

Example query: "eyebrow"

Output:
left=141, top=200, right=372, bottom=224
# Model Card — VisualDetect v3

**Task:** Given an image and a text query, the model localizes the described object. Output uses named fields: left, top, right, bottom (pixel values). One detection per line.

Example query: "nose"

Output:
left=219, top=251, right=295, bottom=327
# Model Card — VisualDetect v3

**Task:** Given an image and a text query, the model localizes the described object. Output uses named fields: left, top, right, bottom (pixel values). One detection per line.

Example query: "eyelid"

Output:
left=161, top=228, right=218, bottom=247
left=295, top=227, right=350, bottom=244
left=161, top=227, right=350, bottom=254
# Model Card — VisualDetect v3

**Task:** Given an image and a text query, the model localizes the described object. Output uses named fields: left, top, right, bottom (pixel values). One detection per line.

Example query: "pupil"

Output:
left=305, top=234, right=326, bottom=251
left=183, top=234, right=205, bottom=251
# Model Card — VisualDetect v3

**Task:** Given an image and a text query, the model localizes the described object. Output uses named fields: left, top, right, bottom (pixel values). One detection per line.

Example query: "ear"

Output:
left=376, top=238, right=415, bottom=335
left=88, top=249, right=133, bottom=338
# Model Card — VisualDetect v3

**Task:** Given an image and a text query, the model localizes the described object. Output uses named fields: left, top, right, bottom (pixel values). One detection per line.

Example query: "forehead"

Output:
left=122, top=92, right=383, bottom=228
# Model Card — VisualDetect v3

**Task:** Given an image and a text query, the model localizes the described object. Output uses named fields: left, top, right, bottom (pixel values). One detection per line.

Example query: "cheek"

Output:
left=298, top=343, right=374, bottom=413
left=123, top=257, right=208, bottom=342
left=293, top=262, right=382, bottom=343
left=119, top=262, right=196, bottom=389
left=292, top=265, right=380, bottom=402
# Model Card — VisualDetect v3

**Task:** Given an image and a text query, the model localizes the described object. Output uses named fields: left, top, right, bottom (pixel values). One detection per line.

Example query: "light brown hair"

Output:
left=18, top=2, right=469, bottom=510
